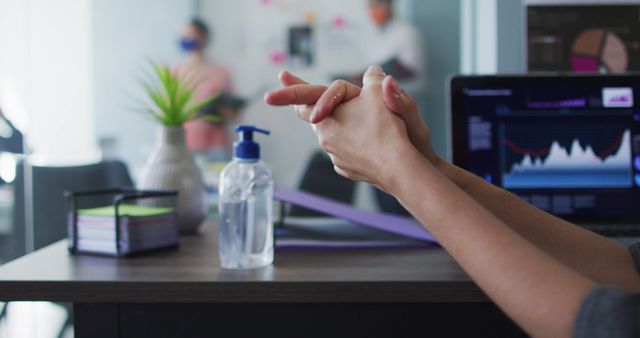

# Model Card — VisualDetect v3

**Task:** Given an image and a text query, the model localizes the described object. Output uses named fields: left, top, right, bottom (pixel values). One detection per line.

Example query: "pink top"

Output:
left=174, top=61, right=234, bottom=152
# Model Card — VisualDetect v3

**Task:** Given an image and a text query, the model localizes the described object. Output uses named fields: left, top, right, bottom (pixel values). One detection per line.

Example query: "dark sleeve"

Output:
left=573, top=285, right=640, bottom=338
left=629, top=242, right=640, bottom=273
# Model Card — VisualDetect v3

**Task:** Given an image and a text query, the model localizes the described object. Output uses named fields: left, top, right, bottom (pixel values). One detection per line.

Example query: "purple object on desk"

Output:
left=274, top=187, right=438, bottom=244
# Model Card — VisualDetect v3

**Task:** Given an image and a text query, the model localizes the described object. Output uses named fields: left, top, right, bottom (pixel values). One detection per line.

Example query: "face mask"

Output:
left=180, top=38, right=200, bottom=52
left=369, top=7, right=389, bottom=26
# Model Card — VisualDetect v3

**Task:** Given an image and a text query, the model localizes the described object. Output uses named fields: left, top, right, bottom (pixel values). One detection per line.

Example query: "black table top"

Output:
left=0, top=222, right=486, bottom=303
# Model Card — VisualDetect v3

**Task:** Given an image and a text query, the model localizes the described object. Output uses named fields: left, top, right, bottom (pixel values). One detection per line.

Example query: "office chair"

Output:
left=10, top=160, right=134, bottom=258
left=289, top=150, right=356, bottom=217
left=7, top=160, right=134, bottom=338
left=374, top=188, right=410, bottom=216
left=290, top=150, right=409, bottom=217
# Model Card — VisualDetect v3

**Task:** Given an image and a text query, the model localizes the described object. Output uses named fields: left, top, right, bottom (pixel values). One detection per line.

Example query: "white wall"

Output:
left=92, top=0, right=192, bottom=179
left=460, top=0, right=498, bottom=74
left=0, top=0, right=29, bottom=133
left=0, top=0, right=98, bottom=165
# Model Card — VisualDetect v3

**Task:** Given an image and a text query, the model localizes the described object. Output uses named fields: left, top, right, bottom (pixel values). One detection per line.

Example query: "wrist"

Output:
left=433, top=155, right=447, bottom=172
left=432, top=155, right=469, bottom=191
left=382, top=142, right=433, bottom=197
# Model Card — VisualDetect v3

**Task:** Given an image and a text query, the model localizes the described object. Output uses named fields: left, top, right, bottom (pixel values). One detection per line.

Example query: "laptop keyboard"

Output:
left=583, top=224, right=640, bottom=240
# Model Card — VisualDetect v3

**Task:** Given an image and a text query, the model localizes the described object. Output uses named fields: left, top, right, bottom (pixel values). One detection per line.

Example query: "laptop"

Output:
left=448, top=74, right=640, bottom=237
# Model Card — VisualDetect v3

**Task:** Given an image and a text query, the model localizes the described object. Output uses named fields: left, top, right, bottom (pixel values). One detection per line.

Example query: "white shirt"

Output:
left=366, top=19, right=426, bottom=93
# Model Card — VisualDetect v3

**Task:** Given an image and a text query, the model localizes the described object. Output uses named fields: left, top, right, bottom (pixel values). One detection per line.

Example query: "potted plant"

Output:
left=137, top=64, right=219, bottom=233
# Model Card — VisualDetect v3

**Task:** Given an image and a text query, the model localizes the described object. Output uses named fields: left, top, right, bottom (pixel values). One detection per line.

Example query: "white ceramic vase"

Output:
left=139, top=126, right=206, bottom=233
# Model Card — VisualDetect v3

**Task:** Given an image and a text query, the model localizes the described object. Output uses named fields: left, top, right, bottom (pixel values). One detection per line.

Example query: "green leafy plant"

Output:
left=139, top=63, right=220, bottom=127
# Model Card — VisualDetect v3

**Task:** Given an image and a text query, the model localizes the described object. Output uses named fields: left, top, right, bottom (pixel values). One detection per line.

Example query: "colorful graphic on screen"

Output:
left=570, top=29, right=628, bottom=72
left=528, top=6, right=640, bottom=73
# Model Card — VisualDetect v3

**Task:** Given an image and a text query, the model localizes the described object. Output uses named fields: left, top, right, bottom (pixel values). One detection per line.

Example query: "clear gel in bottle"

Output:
left=218, top=126, right=273, bottom=269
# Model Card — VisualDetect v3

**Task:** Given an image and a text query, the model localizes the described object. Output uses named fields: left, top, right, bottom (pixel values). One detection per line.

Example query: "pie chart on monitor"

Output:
left=571, top=28, right=629, bottom=73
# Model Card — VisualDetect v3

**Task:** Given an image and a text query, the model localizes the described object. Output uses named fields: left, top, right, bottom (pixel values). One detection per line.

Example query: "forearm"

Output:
left=390, top=151, right=595, bottom=338
left=434, top=156, right=640, bottom=291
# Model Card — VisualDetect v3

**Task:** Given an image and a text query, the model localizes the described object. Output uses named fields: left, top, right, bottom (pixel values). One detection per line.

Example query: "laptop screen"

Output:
left=450, top=75, right=640, bottom=224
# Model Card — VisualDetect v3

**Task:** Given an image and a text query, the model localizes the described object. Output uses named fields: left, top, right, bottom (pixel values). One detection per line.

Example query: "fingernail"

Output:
left=367, top=65, right=385, bottom=75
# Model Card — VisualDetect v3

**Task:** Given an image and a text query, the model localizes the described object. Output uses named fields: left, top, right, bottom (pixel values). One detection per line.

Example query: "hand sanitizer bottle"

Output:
left=218, top=126, right=274, bottom=269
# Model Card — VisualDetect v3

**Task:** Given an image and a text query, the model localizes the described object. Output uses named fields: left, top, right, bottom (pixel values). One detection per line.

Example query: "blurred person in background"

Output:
left=341, top=0, right=425, bottom=94
left=366, top=0, right=425, bottom=94
left=174, top=18, right=237, bottom=164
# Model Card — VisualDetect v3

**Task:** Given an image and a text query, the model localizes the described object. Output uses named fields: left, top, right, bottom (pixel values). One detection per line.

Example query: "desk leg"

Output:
left=74, top=303, right=120, bottom=338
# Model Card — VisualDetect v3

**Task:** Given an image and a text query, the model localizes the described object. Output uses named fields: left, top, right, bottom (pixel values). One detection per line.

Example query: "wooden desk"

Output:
left=0, top=222, right=526, bottom=338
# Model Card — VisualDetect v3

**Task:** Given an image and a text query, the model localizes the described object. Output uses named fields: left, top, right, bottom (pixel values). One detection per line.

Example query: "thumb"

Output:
left=382, top=75, right=418, bottom=118
left=382, top=75, right=434, bottom=161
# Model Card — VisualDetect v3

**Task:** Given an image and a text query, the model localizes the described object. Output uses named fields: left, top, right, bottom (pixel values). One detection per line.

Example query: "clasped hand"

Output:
left=265, top=65, right=437, bottom=194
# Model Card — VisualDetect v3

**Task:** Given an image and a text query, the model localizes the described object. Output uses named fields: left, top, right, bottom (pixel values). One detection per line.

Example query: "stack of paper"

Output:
left=73, top=204, right=178, bottom=256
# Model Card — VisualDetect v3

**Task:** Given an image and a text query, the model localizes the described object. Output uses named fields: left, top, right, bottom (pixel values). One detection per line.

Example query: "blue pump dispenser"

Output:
left=219, top=124, right=274, bottom=269
left=234, top=125, right=270, bottom=160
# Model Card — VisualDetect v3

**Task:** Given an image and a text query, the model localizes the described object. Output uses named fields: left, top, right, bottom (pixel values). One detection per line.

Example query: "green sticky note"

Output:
left=78, top=204, right=174, bottom=217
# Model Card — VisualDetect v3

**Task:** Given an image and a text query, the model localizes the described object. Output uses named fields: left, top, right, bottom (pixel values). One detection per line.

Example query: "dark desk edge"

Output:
left=0, top=280, right=488, bottom=303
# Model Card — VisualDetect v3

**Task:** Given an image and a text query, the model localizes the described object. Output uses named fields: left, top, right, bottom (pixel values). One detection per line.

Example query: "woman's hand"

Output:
left=267, top=66, right=419, bottom=192
left=265, top=67, right=438, bottom=167
left=318, top=66, right=421, bottom=193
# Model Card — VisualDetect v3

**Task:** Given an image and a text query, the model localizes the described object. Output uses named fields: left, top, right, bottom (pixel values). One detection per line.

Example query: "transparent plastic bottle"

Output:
left=218, top=126, right=273, bottom=269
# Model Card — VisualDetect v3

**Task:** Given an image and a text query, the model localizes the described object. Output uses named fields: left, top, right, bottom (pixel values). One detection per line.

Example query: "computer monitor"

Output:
left=449, top=74, right=640, bottom=225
